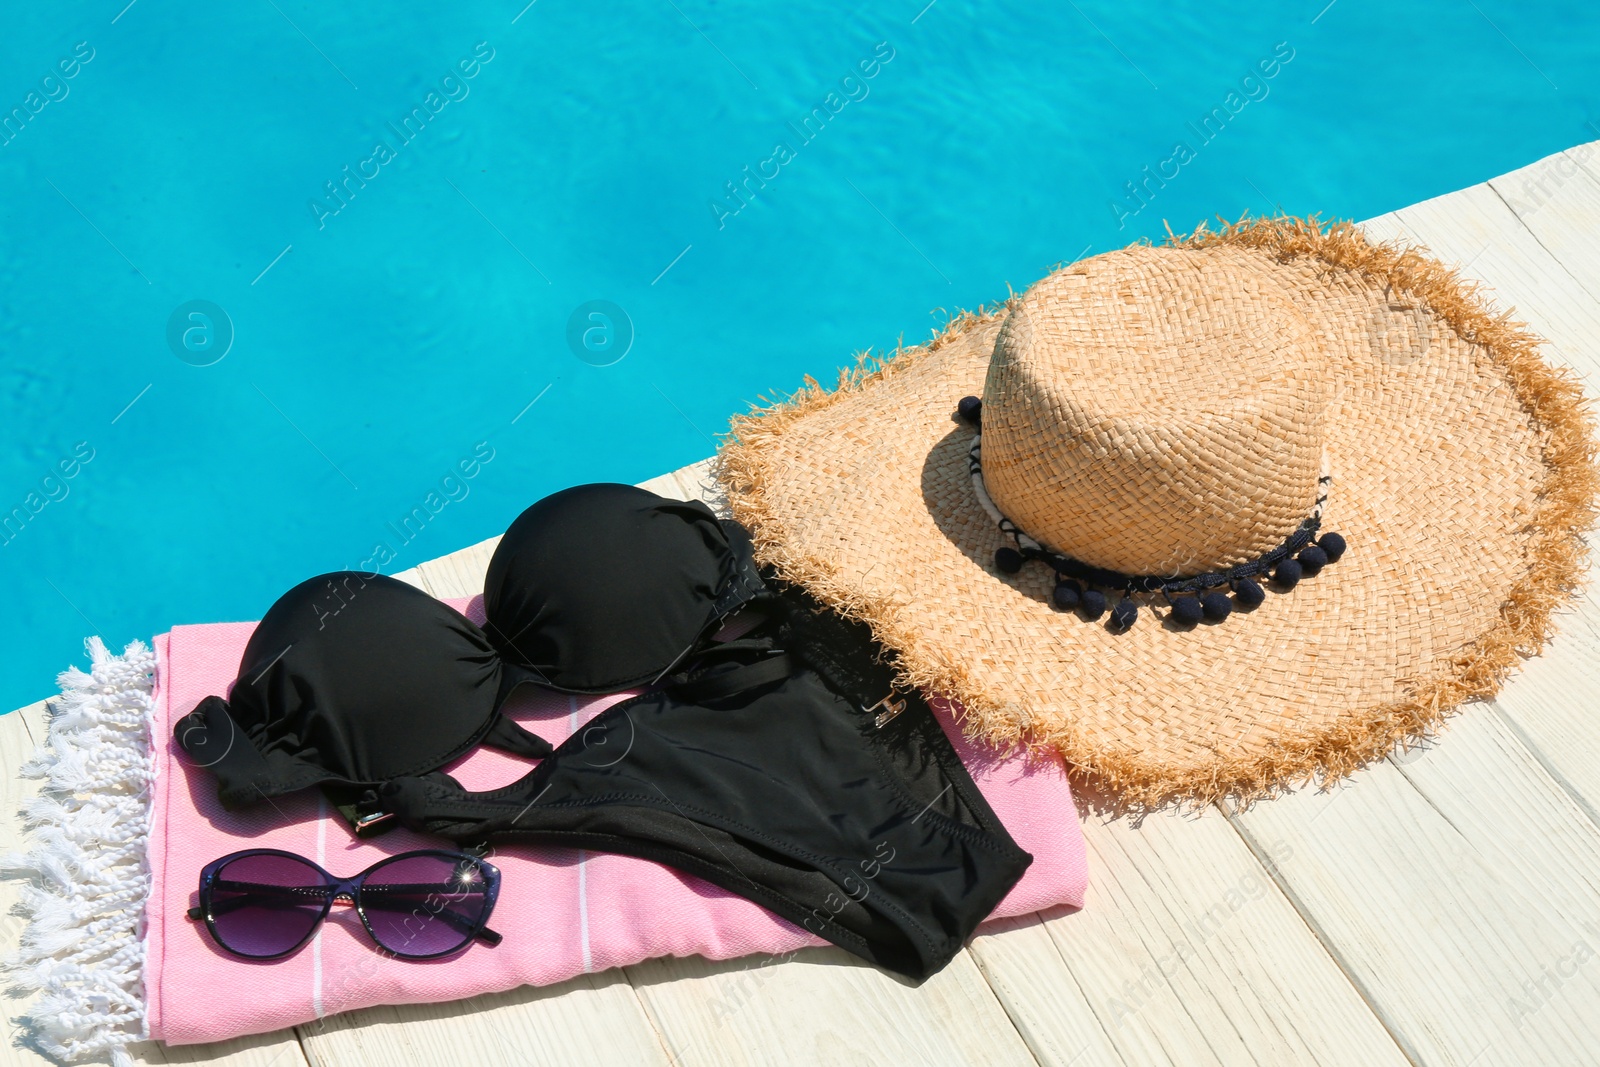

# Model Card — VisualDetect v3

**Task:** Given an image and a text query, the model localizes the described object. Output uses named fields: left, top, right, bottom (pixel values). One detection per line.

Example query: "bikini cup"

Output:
left=176, top=572, right=551, bottom=813
left=176, top=483, right=768, bottom=816
left=482, top=482, right=767, bottom=692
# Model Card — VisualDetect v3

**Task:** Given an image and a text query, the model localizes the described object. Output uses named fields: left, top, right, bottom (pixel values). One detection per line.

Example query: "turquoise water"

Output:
left=1, top=1, right=1596, bottom=710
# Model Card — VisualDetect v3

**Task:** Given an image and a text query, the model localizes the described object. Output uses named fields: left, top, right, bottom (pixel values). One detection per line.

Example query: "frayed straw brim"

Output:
left=716, top=216, right=1600, bottom=807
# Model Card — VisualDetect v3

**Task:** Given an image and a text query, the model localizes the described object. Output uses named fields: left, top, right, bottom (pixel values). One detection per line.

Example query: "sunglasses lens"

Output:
left=209, top=853, right=330, bottom=958
left=360, top=853, right=492, bottom=958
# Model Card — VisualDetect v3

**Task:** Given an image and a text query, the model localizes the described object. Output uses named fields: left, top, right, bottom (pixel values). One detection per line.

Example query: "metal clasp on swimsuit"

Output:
left=865, top=691, right=908, bottom=728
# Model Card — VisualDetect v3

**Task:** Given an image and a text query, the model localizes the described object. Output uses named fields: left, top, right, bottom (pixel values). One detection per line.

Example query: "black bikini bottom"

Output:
left=379, top=654, right=1033, bottom=979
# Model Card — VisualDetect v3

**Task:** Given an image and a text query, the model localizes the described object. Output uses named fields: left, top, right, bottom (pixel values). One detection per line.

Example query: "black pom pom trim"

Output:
left=1233, top=577, right=1265, bottom=609
left=1052, top=578, right=1082, bottom=611
left=971, top=435, right=1346, bottom=634
left=1169, top=596, right=1203, bottom=625
left=1201, top=591, right=1233, bottom=621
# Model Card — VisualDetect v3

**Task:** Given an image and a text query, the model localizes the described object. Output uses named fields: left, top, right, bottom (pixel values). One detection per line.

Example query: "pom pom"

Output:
left=1109, top=598, right=1138, bottom=631
left=1169, top=596, right=1203, bottom=625
left=1318, top=531, right=1347, bottom=562
left=1274, top=558, right=1303, bottom=588
left=1052, top=578, right=1081, bottom=611
left=994, top=546, right=1024, bottom=573
left=1080, top=588, right=1107, bottom=618
left=1233, top=577, right=1265, bottom=609
left=1201, top=591, right=1233, bottom=621
left=957, top=395, right=983, bottom=424
left=1298, top=544, right=1329, bottom=575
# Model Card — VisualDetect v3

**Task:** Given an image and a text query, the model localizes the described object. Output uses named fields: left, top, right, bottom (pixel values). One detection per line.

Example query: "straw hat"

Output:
left=717, top=217, right=1599, bottom=805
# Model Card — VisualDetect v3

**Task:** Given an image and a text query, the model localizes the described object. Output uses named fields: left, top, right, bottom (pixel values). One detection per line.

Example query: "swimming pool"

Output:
left=1, top=0, right=1596, bottom=711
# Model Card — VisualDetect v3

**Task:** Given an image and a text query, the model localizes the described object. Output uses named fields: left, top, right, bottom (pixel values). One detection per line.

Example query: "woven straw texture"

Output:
left=717, top=217, right=1599, bottom=806
left=983, top=249, right=1327, bottom=574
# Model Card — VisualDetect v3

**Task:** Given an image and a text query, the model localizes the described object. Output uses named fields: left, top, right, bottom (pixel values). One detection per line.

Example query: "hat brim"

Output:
left=717, top=217, right=1599, bottom=806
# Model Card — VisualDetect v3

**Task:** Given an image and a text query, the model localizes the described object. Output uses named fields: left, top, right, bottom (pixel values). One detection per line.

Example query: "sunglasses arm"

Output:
left=351, top=895, right=504, bottom=945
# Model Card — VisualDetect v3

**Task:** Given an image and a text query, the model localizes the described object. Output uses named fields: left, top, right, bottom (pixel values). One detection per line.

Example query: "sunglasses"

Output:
left=187, top=848, right=503, bottom=960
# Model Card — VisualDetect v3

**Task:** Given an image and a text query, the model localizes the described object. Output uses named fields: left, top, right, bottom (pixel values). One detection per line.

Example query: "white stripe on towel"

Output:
left=311, top=792, right=327, bottom=1018
left=568, top=695, right=592, bottom=973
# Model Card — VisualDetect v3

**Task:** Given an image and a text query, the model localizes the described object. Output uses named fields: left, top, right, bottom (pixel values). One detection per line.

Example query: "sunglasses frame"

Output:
left=189, top=847, right=502, bottom=961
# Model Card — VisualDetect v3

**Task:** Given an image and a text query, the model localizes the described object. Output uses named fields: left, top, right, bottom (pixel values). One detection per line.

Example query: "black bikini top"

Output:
left=483, top=483, right=766, bottom=692
left=176, top=483, right=767, bottom=815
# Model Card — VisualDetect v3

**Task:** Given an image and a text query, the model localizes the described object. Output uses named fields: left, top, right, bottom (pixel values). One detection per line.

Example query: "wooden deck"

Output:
left=6, top=141, right=1600, bottom=1066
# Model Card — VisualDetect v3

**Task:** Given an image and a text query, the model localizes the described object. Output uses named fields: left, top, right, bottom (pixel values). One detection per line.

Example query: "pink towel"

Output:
left=145, top=598, right=1088, bottom=1045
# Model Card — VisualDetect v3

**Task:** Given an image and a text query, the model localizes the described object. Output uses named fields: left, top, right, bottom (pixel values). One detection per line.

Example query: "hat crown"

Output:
left=980, top=246, right=1330, bottom=576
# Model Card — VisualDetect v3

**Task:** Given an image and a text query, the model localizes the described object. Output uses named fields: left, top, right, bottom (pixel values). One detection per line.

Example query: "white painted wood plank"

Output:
left=969, top=802, right=1407, bottom=1067
left=969, top=911, right=1127, bottom=1067
left=1487, top=574, right=1600, bottom=827
left=0, top=704, right=313, bottom=1067
left=0, top=703, right=64, bottom=1067
left=1230, top=707, right=1600, bottom=1066
left=1360, top=159, right=1600, bottom=825
left=670, top=458, right=724, bottom=514
left=129, top=1031, right=311, bottom=1067
left=387, top=565, right=432, bottom=593
left=1363, top=167, right=1600, bottom=383
left=412, top=536, right=498, bottom=600
left=1487, top=142, right=1600, bottom=309
left=295, top=971, right=674, bottom=1067
left=635, top=469, right=690, bottom=500
left=1210, top=156, right=1600, bottom=1067
left=0, top=702, right=42, bottom=774
left=627, top=946, right=1039, bottom=1067
left=1467, top=147, right=1600, bottom=825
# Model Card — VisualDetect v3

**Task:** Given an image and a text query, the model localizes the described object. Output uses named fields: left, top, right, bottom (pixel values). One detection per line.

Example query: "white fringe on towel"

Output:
left=3, top=638, right=156, bottom=1067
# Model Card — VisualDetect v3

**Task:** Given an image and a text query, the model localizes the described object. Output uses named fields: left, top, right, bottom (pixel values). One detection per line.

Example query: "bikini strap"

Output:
left=478, top=713, right=554, bottom=759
